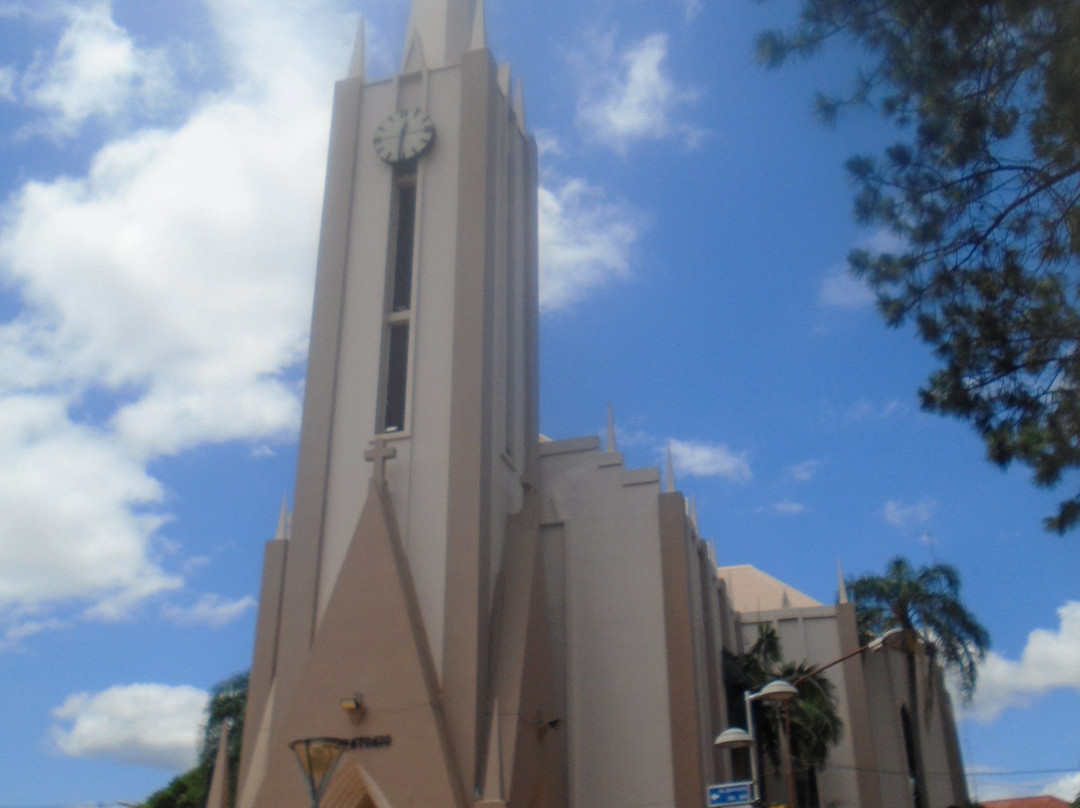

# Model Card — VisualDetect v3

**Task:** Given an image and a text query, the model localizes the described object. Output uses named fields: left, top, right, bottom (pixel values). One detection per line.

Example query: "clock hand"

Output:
left=397, top=120, right=408, bottom=158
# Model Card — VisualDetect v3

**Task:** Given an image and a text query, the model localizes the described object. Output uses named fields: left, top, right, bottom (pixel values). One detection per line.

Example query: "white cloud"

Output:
left=1045, top=772, right=1080, bottom=802
left=819, top=265, right=875, bottom=309
left=0, top=395, right=180, bottom=619
left=0, top=0, right=357, bottom=639
left=51, top=683, right=208, bottom=770
left=533, top=128, right=563, bottom=158
left=162, top=593, right=256, bottom=627
left=883, top=498, right=936, bottom=528
left=574, top=31, right=703, bottom=155
left=964, top=601, right=1080, bottom=723
left=787, top=459, right=820, bottom=482
left=539, top=175, right=642, bottom=311
left=967, top=769, right=1080, bottom=804
left=820, top=229, right=907, bottom=310
left=668, top=438, right=751, bottom=483
left=0, top=65, right=16, bottom=101
left=680, top=0, right=705, bottom=21
left=847, top=398, right=902, bottom=420
left=772, top=501, right=806, bottom=515
left=21, top=0, right=173, bottom=136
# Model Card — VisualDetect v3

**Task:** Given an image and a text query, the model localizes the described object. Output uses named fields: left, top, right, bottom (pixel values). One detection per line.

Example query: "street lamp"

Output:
left=790, top=627, right=904, bottom=687
left=290, top=737, right=350, bottom=808
left=714, top=679, right=799, bottom=805
left=714, top=628, right=901, bottom=807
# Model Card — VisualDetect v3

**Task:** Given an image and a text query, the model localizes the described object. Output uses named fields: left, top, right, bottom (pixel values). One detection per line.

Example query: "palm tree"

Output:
left=848, top=557, right=989, bottom=808
left=726, top=625, right=843, bottom=807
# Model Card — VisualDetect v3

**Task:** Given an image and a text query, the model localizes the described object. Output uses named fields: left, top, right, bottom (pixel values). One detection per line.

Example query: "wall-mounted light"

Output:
left=535, top=717, right=563, bottom=740
left=340, top=695, right=364, bottom=713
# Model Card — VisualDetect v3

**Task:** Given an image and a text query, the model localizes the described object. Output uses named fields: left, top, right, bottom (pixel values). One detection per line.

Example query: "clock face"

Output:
left=374, top=109, right=436, bottom=164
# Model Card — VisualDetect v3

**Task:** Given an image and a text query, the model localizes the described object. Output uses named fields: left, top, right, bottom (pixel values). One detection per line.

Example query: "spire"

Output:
left=403, top=0, right=478, bottom=70
left=665, top=444, right=676, bottom=493
left=275, top=496, right=290, bottom=541
left=497, top=63, right=512, bottom=97
left=402, top=26, right=428, bottom=72
left=513, top=77, right=526, bottom=128
left=204, top=720, right=232, bottom=808
left=470, top=0, right=487, bottom=51
left=348, top=17, right=366, bottom=80
left=605, top=404, right=617, bottom=453
left=837, top=559, right=849, bottom=604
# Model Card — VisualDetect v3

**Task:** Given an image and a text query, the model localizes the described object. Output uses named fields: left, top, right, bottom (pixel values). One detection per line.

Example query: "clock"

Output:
left=374, top=109, right=436, bottom=164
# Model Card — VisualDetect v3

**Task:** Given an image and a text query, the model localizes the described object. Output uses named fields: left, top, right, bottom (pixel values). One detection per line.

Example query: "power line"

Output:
left=968, top=768, right=1080, bottom=778
left=826, top=762, right=1079, bottom=779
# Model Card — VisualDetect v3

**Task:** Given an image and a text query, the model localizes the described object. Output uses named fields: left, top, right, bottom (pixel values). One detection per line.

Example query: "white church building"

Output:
left=225, top=2, right=970, bottom=807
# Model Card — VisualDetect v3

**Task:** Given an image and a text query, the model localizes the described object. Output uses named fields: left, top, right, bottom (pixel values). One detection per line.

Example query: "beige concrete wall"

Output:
left=540, top=439, right=676, bottom=808
left=658, top=494, right=732, bottom=804
left=736, top=606, right=865, bottom=807
left=863, top=647, right=968, bottom=808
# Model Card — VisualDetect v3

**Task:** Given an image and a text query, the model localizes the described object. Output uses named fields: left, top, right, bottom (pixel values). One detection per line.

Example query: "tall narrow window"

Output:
left=391, top=180, right=416, bottom=312
left=383, top=323, right=409, bottom=432
left=901, top=706, right=924, bottom=808
left=380, top=168, right=417, bottom=433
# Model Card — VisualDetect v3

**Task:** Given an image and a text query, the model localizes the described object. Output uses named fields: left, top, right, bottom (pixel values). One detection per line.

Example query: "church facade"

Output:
left=230, top=3, right=969, bottom=807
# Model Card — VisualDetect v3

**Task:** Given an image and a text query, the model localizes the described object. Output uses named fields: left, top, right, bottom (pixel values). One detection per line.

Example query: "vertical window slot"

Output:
left=383, top=323, right=409, bottom=432
left=379, top=168, right=417, bottom=435
left=391, top=178, right=417, bottom=312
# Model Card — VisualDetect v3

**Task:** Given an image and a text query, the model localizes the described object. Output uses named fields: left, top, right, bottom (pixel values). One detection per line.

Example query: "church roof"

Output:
left=980, top=798, right=1071, bottom=808
left=716, top=564, right=822, bottom=613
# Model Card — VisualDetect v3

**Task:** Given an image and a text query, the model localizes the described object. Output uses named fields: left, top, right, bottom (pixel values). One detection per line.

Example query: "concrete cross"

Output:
left=364, top=437, right=398, bottom=482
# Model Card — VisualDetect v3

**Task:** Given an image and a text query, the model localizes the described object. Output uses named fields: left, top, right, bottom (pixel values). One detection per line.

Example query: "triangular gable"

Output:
left=402, top=29, right=427, bottom=73
left=250, top=480, right=468, bottom=808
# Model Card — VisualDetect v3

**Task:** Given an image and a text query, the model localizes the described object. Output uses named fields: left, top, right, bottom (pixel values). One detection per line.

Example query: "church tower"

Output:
left=235, top=2, right=558, bottom=805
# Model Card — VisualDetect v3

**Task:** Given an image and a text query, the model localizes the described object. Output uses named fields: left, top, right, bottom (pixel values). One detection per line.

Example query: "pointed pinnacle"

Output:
left=606, top=404, right=617, bottom=453
left=275, top=496, right=289, bottom=540
left=349, top=17, right=366, bottom=80
left=402, top=27, right=427, bottom=72
left=665, top=443, right=676, bottom=493
left=837, top=559, right=849, bottom=604
left=497, top=62, right=512, bottom=96
left=470, top=0, right=487, bottom=50
left=513, top=77, right=526, bottom=128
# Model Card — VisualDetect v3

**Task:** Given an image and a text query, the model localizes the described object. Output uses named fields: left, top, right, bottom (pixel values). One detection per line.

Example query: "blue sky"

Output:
left=0, top=0, right=1077, bottom=805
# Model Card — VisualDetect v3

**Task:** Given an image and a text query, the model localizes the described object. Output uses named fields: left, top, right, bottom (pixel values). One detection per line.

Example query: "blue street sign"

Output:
left=706, top=781, right=754, bottom=807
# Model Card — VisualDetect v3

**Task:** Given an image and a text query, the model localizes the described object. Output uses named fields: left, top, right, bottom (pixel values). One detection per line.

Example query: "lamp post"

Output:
left=715, top=628, right=901, bottom=807
left=781, top=627, right=904, bottom=807
left=714, top=679, right=799, bottom=805
left=289, top=737, right=350, bottom=808
left=791, top=627, right=904, bottom=688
